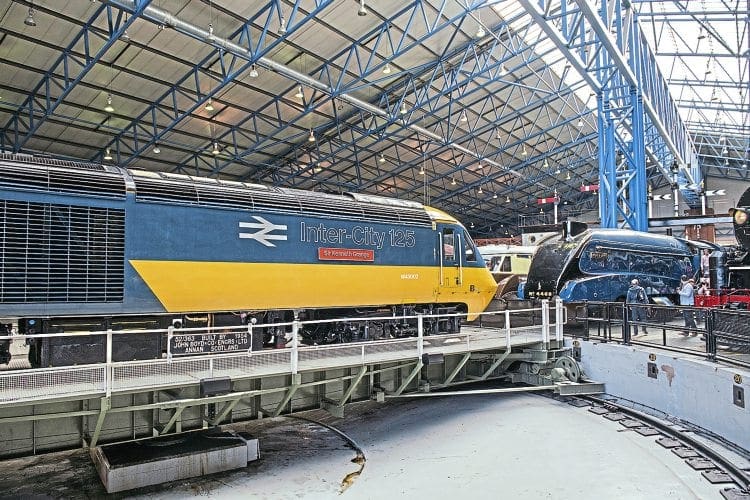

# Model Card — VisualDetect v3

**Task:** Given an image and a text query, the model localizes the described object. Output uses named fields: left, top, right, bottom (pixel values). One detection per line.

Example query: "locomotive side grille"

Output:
left=195, top=184, right=254, bottom=210
left=293, top=192, right=365, bottom=219
left=0, top=153, right=105, bottom=171
left=0, top=200, right=124, bottom=303
left=365, top=205, right=431, bottom=225
left=131, top=172, right=432, bottom=226
left=47, top=168, right=126, bottom=197
left=0, top=164, right=48, bottom=191
left=250, top=191, right=303, bottom=213
left=0, top=163, right=125, bottom=198
left=133, top=178, right=199, bottom=204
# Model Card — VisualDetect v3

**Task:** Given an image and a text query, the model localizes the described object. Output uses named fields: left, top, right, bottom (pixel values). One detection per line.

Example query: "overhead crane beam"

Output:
left=517, top=0, right=702, bottom=231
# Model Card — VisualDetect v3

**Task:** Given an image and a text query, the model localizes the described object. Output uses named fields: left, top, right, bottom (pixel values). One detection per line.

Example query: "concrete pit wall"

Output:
left=578, top=340, right=749, bottom=451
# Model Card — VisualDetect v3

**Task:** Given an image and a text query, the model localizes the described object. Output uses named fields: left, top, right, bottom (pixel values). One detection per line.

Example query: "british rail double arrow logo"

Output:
left=238, top=216, right=288, bottom=247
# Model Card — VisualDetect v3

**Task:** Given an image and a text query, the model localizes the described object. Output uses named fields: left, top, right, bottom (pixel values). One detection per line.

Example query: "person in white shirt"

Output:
left=678, top=278, right=697, bottom=335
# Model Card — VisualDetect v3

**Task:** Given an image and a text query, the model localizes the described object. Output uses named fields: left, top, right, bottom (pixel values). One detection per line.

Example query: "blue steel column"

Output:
left=596, top=0, right=647, bottom=230
left=628, top=11, right=648, bottom=230
left=519, top=0, right=701, bottom=231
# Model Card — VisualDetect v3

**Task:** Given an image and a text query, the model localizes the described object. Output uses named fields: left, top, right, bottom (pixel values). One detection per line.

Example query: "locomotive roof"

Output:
left=569, top=228, right=692, bottom=254
left=0, top=153, right=444, bottom=227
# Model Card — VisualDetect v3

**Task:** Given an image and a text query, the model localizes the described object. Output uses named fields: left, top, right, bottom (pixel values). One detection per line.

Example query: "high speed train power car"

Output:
left=0, top=154, right=496, bottom=366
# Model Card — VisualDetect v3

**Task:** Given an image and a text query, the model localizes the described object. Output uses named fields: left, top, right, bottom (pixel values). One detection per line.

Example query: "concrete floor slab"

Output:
left=0, top=393, right=736, bottom=499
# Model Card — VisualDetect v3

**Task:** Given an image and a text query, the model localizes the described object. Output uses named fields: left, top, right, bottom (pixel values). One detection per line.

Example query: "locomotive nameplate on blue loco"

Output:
left=170, top=332, right=250, bottom=355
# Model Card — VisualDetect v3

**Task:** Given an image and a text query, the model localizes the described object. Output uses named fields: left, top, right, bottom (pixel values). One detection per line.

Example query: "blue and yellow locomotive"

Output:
left=0, top=154, right=496, bottom=366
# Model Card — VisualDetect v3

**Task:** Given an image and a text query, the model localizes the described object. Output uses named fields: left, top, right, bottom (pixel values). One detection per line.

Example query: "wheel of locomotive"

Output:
left=554, top=355, right=582, bottom=382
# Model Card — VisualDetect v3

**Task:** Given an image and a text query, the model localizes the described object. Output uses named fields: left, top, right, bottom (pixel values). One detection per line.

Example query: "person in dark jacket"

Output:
left=626, top=279, right=649, bottom=337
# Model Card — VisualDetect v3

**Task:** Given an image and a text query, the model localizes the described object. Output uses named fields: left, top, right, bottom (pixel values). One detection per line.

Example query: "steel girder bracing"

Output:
left=249, top=11, right=592, bottom=211
left=1, top=1, right=150, bottom=152
left=97, top=0, right=333, bottom=165
left=519, top=0, right=702, bottom=230
left=171, top=1, right=521, bottom=183
left=269, top=36, right=571, bottom=193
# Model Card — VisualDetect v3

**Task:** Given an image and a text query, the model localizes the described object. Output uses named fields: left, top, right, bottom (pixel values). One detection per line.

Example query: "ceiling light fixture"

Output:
left=505, top=195, right=511, bottom=203
left=379, top=153, right=386, bottom=163
left=207, top=23, right=215, bottom=41
left=419, top=166, right=425, bottom=175
left=24, top=6, right=36, bottom=27
left=383, top=62, right=392, bottom=75
left=358, top=0, right=367, bottom=16
left=460, top=110, right=468, bottom=122
left=495, top=128, right=502, bottom=140
left=204, top=98, right=215, bottom=112
left=451, top=178, right=457, bottom=186
left=478, top=186, right=483, bottom=194
left=314, top=163, right=323, bottom=173
left=211, top=141, right=221, bottom=155
left=279, top=14, right=287, bottom=34
left=308, top=129, right=316, bottom=142
left=499, top=64, right=507, bottom=76
left=152, top=144, right=161, bottom=154
left=697, top=26, right=706, bottom=40
left=566, top=171, right=571, bottom=180
left=103, top=94, right=114, bottom=113
left=577, top=118, right=583, bottom=128
left=543, top=158, right=549, bottom=169
left=249, top=65, right=259, bottom=78
left=522, top=146, right=527, bottom=156
left=475, top=9, right=485, bottom=38
left=103, top=148, right=113, bottom=161
left=493, top=193, right=498, bottom=199
left=295, top=85, right=304, bottom=99
left=477, top=161, right=483, bottom=170
left=400, top=102, right=407, bottom=115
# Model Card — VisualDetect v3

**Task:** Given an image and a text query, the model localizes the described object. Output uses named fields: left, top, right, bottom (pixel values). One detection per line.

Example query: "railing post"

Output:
left=706, top=309, right=717, bottom=362
left=541, top=300, right=550, bottom=349
left=417, top=314, right=424, bottom=361
left=167, top=325, right=173, bottom=362
left=505, top=310, right=511, bottom=349
left=291, top=320, right=299, bottom=374
left=246, top=323, right=253, bottom=355
left=622, top=303, right=631, bottom=344
left=555, top=298, right=563, bottom=342
left=106, top=329, right=113, bottom=397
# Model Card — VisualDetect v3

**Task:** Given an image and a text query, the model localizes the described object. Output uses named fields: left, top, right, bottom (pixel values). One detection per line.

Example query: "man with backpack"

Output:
left=626, top=279, right=649, bottom=337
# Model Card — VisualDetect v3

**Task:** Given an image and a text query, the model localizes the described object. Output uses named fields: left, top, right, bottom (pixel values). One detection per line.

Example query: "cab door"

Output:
left=439, top=226, right=461, bottom=289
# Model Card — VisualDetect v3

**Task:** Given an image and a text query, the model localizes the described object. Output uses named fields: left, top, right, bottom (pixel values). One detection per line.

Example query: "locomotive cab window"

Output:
left=443, top=230, right=456, bottom=261
left=463, top=232, right=478, bottom=262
